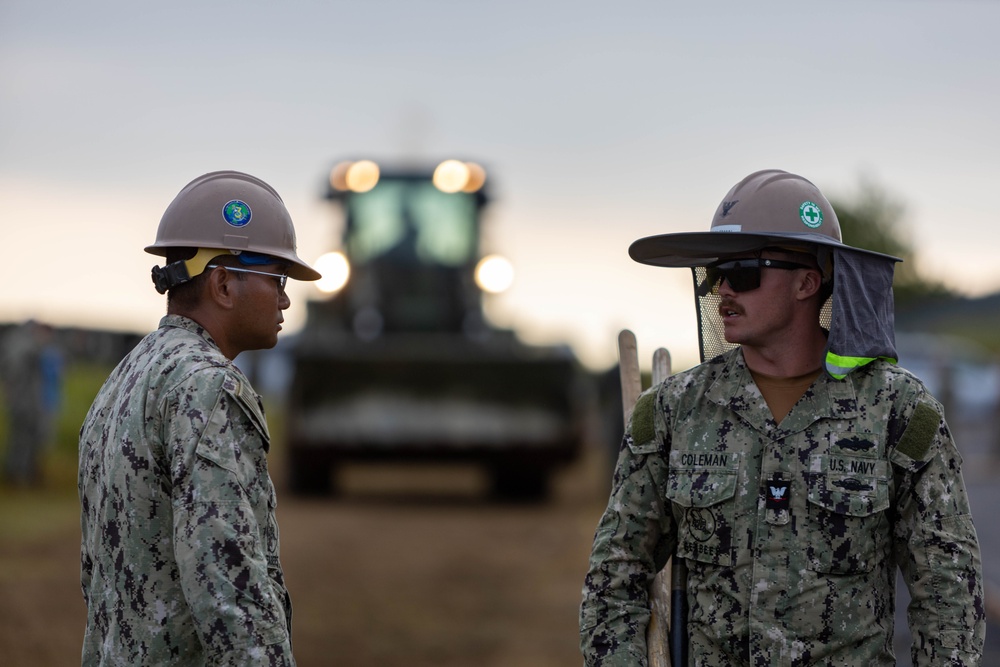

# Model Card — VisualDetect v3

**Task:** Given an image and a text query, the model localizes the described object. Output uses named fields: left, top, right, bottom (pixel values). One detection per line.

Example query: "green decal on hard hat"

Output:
left=799, top=201, right=823, bottom=229
left=223, top=200, right=252, bottom=227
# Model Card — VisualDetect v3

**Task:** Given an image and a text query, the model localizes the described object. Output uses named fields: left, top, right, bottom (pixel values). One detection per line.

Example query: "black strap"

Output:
left=150, top=261, right=192, bottom=294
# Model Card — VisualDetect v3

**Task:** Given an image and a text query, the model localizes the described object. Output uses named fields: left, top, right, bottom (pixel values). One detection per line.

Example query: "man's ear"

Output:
left=205, top=267, right=237, bottom=310
left=796, top=268, right=823, bottom=301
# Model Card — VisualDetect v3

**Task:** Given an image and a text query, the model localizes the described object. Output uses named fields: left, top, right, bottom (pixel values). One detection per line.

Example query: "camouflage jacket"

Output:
left=580, top=349, right=984, bottom=666
left=79, top=315, right=294, bottom=666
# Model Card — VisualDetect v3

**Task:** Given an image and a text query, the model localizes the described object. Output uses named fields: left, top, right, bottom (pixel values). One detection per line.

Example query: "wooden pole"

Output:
left=617, top=331, right=672, bottom=667
left=649, top=347, right=673, bottom=667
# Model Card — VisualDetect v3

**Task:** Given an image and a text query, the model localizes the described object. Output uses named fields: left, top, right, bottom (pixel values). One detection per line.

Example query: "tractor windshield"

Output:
left=345, top=178, right=479, bottom=268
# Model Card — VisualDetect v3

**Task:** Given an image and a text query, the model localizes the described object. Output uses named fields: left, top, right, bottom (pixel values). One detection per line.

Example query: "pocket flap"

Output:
left=806, top=455, right=889, bottom=517
left=666, top=450, right=740, bottom=508
left=626, top=438, right=662, bottom=456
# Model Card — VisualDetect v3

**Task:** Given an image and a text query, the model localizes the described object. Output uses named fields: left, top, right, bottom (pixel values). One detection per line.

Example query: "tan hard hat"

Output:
left=146, top=170, right=321, bottom=281
left=629, top=169, right=899, bottom=267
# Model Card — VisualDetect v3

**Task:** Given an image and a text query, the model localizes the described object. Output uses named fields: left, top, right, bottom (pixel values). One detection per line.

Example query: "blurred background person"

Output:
left=1, top=319, right=52, bottom=485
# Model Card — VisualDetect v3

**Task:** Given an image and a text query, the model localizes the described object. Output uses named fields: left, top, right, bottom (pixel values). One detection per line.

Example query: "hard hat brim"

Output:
left=629, top=230, right=901, bottom=267
left=285, top=260, right=323, bottom=282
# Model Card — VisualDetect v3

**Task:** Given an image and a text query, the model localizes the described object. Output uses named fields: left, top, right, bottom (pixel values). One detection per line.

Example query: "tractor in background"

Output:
left=285, top=159, right=587, bottom=501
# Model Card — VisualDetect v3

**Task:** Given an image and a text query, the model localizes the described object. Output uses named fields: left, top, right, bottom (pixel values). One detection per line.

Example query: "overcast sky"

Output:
left=2, top=0, right=998, bottom=370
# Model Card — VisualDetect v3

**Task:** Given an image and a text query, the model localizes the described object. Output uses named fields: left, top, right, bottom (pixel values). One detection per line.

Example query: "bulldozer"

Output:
left=285, top=159, right=586, bottom=500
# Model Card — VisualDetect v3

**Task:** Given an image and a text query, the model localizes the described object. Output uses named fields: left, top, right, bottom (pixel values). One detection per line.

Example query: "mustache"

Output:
left=718, top=299, right=744, bottom=316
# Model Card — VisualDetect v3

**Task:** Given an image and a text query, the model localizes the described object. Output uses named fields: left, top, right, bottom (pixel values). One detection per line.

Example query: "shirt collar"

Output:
left=158, top=314, right=222, bottom=352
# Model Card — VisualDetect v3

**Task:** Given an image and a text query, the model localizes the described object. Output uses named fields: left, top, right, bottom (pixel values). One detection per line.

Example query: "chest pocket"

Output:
left=805, top=452, right=890, bottom=574
left=666, top=450, right=741, bottom=566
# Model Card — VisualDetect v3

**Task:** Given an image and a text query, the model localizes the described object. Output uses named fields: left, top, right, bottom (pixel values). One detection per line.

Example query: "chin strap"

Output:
left=150, top=248, right=227, bottom=294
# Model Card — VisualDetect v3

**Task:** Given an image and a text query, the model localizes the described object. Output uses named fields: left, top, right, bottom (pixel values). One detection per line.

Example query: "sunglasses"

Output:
left=705, top=258, right=811, bottom=293
left=206, top=264, right=289, bottom=290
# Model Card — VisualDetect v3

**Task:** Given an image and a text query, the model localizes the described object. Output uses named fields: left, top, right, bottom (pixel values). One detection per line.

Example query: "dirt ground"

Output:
left=0, top=444, right=614, bottom=667
left=5, top=435, right=1000, bottom=666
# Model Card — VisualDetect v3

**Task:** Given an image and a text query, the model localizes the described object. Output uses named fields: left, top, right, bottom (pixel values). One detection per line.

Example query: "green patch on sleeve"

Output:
left=895, top=401, right=939, bottom=462
left=630, top=391, right=656, bottom=445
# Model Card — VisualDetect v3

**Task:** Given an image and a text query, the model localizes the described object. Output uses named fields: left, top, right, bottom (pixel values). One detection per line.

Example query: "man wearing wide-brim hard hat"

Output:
left=581, top=169, right=985, bottom=666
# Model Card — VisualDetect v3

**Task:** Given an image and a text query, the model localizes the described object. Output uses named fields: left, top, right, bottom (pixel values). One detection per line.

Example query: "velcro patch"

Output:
left=630, top=391, right=656, bottom=445
left=895, top=401, right=939, bottom=462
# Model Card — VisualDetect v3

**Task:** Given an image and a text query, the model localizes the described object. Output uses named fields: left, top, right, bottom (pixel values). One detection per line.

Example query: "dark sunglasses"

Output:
left=705, top=258, right=811, bottom=293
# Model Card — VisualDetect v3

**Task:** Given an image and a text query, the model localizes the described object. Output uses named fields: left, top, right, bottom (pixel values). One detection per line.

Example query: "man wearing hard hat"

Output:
left=580, top=170, right=984, bottom=665
left=79, top=171, right=321, bottom=666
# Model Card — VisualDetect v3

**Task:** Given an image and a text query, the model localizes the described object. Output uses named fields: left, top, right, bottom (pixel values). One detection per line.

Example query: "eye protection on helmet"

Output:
left=205, top=264, right=289, bottom=291
left=703, top=257, right=811, bottom=293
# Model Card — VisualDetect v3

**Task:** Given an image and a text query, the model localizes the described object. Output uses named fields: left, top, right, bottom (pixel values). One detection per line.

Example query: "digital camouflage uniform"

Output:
left=580, top=348, right=984, bottom=666
left=79, top=315, right=294, bottom=666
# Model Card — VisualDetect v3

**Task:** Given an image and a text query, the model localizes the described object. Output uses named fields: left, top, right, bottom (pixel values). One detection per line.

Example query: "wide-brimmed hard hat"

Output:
left=146, top=170, right=321, bottom=292
left=627, top=169, right=901, bottom=380
left=628, top=169, right=900, bottom=267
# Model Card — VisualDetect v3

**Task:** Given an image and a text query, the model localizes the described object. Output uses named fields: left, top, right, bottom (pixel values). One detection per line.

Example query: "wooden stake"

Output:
left=617, top=331, right=672, bottom=667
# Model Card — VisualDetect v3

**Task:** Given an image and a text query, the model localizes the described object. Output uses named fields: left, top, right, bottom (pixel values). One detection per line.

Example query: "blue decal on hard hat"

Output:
left=799, top=201, right=823, bottom=229
left=238, top=252, right=275, bottom=266
left=223, top=200, right=252, bottom=227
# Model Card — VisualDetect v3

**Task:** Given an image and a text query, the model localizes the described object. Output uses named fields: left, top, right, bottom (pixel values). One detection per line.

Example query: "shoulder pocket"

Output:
left=223, top=374, right=270, bottom=443
left=193, top=381, right=268, bottom=504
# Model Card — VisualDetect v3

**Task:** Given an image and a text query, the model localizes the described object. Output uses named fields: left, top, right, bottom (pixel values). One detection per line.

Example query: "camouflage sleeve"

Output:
left=890, top=391, right=985, bottom=666
left=580, top=389, right=674, bottom=666
left=165, top=371, right=295, bottom=666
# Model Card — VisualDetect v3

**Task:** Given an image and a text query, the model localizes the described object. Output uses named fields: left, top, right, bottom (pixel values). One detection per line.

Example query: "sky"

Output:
left=2, top=0, right=998, bottom=371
